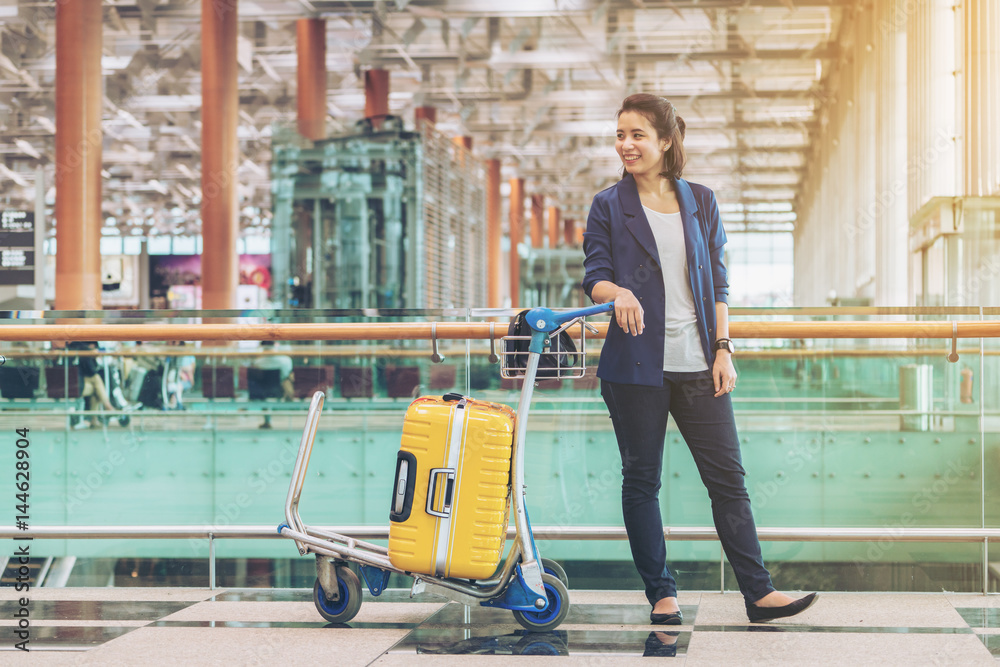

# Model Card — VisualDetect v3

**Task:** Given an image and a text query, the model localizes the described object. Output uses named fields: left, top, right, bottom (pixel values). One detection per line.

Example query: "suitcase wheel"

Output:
left=512, top=573, right=570, bottom=632
left=313, top=567, right=363, bottom=624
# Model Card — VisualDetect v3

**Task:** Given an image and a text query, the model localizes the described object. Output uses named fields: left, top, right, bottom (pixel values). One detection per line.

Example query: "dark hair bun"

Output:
left=676, top=115, right=686, bottom=139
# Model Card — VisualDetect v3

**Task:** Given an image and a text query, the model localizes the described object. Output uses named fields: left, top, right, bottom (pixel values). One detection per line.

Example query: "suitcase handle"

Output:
left=426, top=468, right=456, bottom=518
left=389, top=451, right=418, bottom=522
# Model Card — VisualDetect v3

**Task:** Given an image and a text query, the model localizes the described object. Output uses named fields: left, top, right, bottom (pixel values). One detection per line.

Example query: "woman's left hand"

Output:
left=713, top=353, right=737, bottom=398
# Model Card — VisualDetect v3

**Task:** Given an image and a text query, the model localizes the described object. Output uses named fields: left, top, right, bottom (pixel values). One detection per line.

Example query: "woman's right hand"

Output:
left=613, top=289, right=644, bottom=336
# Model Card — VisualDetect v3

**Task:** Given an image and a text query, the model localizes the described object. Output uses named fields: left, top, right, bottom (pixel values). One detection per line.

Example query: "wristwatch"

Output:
left=714, top=338, right=735, bottom=354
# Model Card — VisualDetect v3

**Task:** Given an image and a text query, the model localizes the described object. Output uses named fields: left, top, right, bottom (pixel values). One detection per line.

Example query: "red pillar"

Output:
left=564, top=218, right=576, bottom=246
left=547, top=206, right=560, bottom=249
left=453, top=136, right=473, bottom=150
left=486, top=160, right=502, bottom=308
left=530, top=194, right=544, bottom=248
left=54, top=0, right=102, bottom=310
left=414, top=106, right=436, bottom=129
left=201, top=0, right=239, bottom=310
left=365, top=69, right=389, bottom=129
left=509, top=178, right=524, bottom=307
left=296, top=19, right=326, bottom=141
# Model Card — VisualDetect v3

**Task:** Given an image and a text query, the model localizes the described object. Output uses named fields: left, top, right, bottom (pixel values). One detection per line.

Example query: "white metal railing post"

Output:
left=209, top=533, right=215, bottom=590
left=720, top=546, right=725, bottom=594
left=984, top=537, right=989, bottom=595
left=980, top=312, right=987, bottom=595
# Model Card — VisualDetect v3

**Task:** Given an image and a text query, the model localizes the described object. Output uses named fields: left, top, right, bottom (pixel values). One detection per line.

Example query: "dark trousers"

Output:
left=601, top=371, right=775, bottom=606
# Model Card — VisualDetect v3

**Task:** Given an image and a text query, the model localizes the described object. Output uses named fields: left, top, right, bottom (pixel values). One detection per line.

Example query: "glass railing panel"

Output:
left=717, top=307, right=984, bottom=530
left=0, top=306, right=993, bottom=593
left=54, top=540, right=210, bottom=587
left=0, top=410, right=67, bottom=527
left=731, top=542, right=985, bottom=594
left=210, top=540, right=319, bottom=589
left=0, top=309, right=473, bottom=533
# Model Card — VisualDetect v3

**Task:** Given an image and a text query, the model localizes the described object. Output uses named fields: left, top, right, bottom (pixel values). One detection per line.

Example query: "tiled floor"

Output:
left=0, top=588, right=997, bottom=665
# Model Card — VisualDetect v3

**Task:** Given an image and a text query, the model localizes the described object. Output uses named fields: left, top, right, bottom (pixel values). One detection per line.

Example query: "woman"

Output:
left=582, top=94, right=817, bottom=624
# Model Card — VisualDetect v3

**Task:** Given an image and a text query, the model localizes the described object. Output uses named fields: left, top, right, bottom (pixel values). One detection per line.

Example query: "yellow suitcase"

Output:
left=388, top=393, right=515, bottom=579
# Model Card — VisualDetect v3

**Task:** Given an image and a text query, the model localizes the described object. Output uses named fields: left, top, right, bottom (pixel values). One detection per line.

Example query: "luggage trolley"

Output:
left=277, top=303, right=614, bottom=631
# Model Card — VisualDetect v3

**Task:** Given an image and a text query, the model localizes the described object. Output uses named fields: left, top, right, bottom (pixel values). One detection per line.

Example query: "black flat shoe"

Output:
left=650, top=609, right=683, bottom=625
left=746, top=593, right=818, bottom=623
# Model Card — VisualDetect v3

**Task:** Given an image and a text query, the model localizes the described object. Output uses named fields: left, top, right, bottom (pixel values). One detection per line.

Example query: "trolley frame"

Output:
left=278, top=302, right=614, bottom=613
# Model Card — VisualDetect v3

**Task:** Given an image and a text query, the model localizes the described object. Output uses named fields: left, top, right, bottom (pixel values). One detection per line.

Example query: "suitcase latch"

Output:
left=426, top=468, right=456, bottom=518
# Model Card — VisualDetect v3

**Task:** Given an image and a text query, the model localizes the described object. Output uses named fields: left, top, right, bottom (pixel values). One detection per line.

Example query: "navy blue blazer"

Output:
left=582, top=173, right=729, bottom=387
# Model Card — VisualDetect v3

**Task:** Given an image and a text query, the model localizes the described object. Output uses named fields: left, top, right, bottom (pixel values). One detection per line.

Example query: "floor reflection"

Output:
left=0, top=625, right=137, bottom=650
left=211, top=589, right=447, bottom=604
left=392, top=628, right=691, bottom=656
left=644, top=631, right=682, bottom=657
left=0, top=600, right=194, bottom=621
left=696, top=625, right=975, bottom=634
left=152, top=620, right=419, bottom=630
left=211, top=591, right=312, bottom=602
left=980, top=633, right=999, bottom=657
left=957, top=608, right=1000, bottom=628
left=421, top=603, right=696, bottom=627
left=414, top=629, right=570, bottom=656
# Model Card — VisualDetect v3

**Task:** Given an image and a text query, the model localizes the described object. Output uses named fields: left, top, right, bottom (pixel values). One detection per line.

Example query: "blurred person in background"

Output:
left=72, top=341, right=119, bottom=429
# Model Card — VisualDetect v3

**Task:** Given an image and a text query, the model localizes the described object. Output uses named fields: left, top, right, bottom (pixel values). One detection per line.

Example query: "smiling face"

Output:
left=616, top=110, right=669, bottom=177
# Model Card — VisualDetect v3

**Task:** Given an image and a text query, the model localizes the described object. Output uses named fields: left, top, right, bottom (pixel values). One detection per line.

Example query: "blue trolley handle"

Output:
left=522, top=302, right=615, bottom=334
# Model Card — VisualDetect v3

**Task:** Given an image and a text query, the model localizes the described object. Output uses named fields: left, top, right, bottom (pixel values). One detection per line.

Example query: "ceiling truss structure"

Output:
left=0, top=0, right=845, bottom=237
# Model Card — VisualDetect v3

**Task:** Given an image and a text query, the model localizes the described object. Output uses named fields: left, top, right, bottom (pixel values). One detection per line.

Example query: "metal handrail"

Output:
left=2, top=525, right=999, bottom=542
left=0, top=306, right=991, bottom=321
left=2, top=320, right=1000, bottom=342
left=7, top=347, right=1000, bottom=360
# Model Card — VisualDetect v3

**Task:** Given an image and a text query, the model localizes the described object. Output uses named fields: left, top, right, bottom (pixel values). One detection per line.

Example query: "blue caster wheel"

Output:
left=313, top=567, right=363, bottom=624
left=540, top=558, right=568, bottom=588
left=512, top=573, right=570, bottom=632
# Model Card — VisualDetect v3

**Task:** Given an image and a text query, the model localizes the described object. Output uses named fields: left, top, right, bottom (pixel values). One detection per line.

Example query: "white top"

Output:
left=642, top=206, right=710, bottom=372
